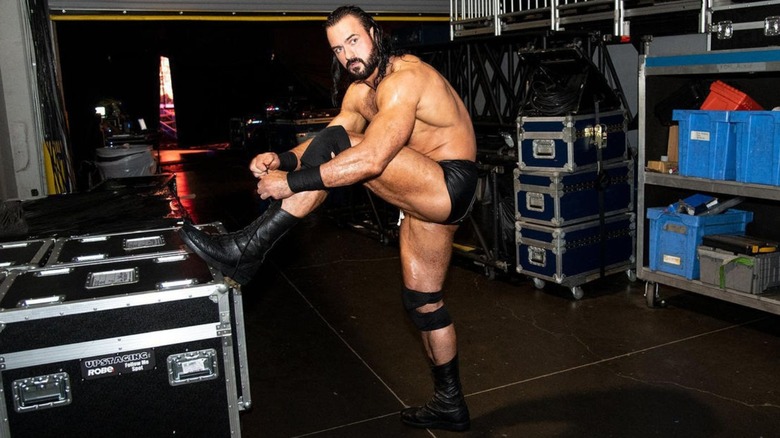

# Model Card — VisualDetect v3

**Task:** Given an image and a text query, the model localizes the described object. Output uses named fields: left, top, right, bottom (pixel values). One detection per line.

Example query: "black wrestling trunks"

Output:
left=440, top=160, right=478, bottom=224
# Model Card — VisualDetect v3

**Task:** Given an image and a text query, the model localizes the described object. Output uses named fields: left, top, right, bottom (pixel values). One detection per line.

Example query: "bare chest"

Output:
left=357, top=88, right=379, bottom=122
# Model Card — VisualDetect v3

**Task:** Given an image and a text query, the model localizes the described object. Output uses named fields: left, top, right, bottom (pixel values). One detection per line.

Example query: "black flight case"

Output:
left=0, top=225, right=250, bottom=437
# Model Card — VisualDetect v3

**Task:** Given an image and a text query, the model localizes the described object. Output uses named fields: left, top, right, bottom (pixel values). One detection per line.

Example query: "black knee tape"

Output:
left=402, top=286, right=453, bottom=332
left=300, top=125, right=351, bottom=168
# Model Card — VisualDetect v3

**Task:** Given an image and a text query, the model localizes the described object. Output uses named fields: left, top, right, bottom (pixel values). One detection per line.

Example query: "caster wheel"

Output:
left=532, top=277, right=546, bottom=289
left=644, top=281, right=666, bottom=308
left=484, top=266, right=496, bottom=280
left=626, top=269, right=637, bottom=282
left=571, top=286, right=584, bottom=300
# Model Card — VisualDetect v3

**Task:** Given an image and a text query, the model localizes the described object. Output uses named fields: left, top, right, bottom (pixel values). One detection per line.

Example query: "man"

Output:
left=179, top=5, right=477, bottom=432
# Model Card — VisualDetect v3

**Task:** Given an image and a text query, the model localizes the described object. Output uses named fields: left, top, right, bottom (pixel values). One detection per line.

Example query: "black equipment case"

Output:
left=0, top=251, right=247, bottom=437
left=44, top=223, right=253, bottom=412
left=46, top=223, right=221, bottom=266
left=0, top=239, right=54, bottom=272
left=709, top=0, right=780, bottom=51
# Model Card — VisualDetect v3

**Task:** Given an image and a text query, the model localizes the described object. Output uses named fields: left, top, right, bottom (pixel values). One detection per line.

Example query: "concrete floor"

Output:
left=165, top=149, right=780, bottom=438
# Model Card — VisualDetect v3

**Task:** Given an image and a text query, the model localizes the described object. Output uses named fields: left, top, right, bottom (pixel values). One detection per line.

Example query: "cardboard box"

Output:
left=647, top=160, right=678, bottom=174
left=667, top=125, right=679, bottom=162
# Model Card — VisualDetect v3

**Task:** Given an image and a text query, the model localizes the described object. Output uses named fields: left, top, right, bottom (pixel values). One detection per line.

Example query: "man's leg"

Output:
left=179, top=188, right=326, bottom=285
left=179, top=126, right=354, bottom=284
left=397, top=215, right=470, bottom=432
left=353, top=142, right=472, bottom=431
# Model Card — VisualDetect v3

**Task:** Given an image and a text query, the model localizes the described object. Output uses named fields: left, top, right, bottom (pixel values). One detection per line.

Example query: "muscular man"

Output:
left=179, top=5, right=477, bottom=432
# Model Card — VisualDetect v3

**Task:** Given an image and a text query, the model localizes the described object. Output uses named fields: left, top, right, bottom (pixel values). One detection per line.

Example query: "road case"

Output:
left=0, top=253, right=245, bottom=437
left=43, top=223, right=252, bottom=413
left=0, top=239, right=54, bottom=271
left=46, top=223, right=222, bottom=266
left=515, top=213, right=636, bottom=299
left=514, top=160, right=634, bottom=227
left=709, top=0, right=780, bottom=51
left=517, top=110, right=627, bottom=172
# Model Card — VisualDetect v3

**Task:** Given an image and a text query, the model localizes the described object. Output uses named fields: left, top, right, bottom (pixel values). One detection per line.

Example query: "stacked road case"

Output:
left=0, top=239, right=55, bottom=272
left=0, top=224, right=250, bottom=437
left=514, top=110, right=636, bottom=299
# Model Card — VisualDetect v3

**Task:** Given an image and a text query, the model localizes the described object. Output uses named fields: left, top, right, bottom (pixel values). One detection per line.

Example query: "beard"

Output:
left=345, top=44, right=380, bottom=82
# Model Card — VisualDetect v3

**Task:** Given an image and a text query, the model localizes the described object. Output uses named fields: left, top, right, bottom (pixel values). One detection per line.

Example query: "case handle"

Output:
left=12, top=372, right=72, bottom=413
left=532, top=139, right=556, bottom=159
left=167, top=349, right=219, bottom=386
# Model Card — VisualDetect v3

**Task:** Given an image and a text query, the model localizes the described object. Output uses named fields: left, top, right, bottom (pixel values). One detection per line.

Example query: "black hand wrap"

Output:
left=287, top=166, right=326, bottom=193
left=277, top=151, right=298, bottom=171
left=300, top=125, right=351, bottom=168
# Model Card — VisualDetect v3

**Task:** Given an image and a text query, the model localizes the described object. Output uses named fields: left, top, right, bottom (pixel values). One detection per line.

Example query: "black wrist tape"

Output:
left=287, top=166, right=326, bottom=193
left=277, top=151, right=298, bottom=171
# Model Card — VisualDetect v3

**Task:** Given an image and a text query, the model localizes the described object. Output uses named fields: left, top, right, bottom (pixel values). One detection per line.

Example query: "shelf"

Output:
left=644, top=49, right=780, bottom=76
left=643, top=173, right=780, bottom=201
left=640, top=268, right=780, bottom=315
left=638, top=47, right=780, bottom=316
left=451, top=0, right=708, bottom=38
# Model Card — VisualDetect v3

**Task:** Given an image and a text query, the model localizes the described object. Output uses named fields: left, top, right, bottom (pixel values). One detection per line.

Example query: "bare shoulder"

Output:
left=381, top=55, right=466, bottom=119
left=388, top=55, right=439, bottom=85
left=376, top=55, right=439, bottom=102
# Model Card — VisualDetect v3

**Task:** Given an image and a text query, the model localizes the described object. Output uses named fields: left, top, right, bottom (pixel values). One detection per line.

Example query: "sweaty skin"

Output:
left=249, top=14, right=476, bottom=365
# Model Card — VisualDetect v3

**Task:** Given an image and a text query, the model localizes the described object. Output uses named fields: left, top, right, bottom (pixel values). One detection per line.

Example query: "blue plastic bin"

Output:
left=732, top=110, right=780, bottom=185
left=646, top=207, right=753, bottom=279
left=673, top=110, right=736, bottom=180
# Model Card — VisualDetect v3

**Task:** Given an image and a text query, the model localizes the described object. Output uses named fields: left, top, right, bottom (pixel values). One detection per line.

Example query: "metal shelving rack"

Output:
left=637, top=47, right=780, bottom=314
left=450, top=0, right=709, bottom=38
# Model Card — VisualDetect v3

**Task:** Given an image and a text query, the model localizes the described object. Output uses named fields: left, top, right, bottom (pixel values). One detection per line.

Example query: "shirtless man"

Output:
left=179, top=5, right=477, bottom=432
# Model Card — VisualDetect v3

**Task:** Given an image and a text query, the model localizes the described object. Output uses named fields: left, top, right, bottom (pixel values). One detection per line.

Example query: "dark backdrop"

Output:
left=56, top=21, right=333, bottom=162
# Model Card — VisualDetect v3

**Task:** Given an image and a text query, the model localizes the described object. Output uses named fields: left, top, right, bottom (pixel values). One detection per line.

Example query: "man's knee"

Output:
left=301, top=125, right=351, bottom=168
left=402, top=286, right=452, bottom=331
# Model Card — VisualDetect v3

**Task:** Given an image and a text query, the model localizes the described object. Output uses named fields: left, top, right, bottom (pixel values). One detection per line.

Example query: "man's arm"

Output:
left=254, top=72, right=421, bottom=199
left=318, top=72, right=419, bottom=187
left=250, top=97, right=367, bottom=177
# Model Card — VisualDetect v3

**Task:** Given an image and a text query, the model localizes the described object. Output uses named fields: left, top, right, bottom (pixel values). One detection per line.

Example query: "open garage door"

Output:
left=47, top=0, right=449, bottom=15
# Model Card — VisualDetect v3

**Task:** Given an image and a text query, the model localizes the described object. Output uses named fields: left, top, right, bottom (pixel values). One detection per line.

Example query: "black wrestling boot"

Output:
left=401, top=355, right=470, bottom=432
left=178, top=201, right=299, bottom=285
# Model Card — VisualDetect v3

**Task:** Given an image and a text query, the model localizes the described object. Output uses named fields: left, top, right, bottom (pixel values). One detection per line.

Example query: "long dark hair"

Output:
left=324, top=5, right=393, bottom=106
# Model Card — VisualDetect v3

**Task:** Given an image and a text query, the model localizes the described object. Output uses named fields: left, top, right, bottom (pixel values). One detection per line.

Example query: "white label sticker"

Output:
left=690, top=130, right=710, bottom=142
left=86, top=268, right=138, bottom=289
left=662, top=255, right=682, bottom=266
left=124, top=236, right=165, bottom=250
left=181, top=359, right=208, bottom=374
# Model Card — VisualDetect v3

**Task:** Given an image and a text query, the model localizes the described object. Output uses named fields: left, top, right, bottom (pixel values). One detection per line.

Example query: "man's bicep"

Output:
left=369, top=74, right=420, bottom=146
left=370, top=85, right=418, bottom=146
left=358, top=102, right=416, bottom=165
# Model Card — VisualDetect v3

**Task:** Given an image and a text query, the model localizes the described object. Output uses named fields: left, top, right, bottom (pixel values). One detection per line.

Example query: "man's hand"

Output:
left=256, top=170, right=294, bottom=200
left=249, top=152, right=280, bottom=178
